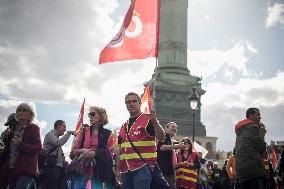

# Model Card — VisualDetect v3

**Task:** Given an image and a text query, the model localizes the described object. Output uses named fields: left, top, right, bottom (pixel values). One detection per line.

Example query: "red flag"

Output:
left=141, top=85, right=152, bottom=114
left=75, top=98, right=85, bottom=134
left=99, top=0, right=159, bottom=64
left=272, top=148, right=278, bottom=169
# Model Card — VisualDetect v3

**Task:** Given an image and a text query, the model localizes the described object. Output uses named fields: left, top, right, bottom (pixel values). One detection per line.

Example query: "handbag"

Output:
left=39, top=145, right=59, bottom=168
left=46, top=152, right=58, bottom=167
left=65, top=156, right=81, bottom=177
left=65, top=126, right=87, bottom=177
left=125, top=130, right=170, bottom=189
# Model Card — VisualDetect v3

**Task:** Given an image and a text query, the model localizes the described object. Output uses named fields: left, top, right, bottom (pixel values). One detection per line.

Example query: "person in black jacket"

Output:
left=212, top=162, right=222, bottom=189
left=221, top=160, right=231, bottom=189
left=0, top=113, right=18, bottom=189
left=277, top=146, right=284, bottom=189
left=157, top=122, right=186, bottom=189
left=71, top=106, right=117, bottom=189
left=234, top=107, right=266, bottom=189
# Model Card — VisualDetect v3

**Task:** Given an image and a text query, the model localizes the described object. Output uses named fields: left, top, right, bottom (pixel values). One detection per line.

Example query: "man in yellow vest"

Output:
left=117, top=92, right=165, bottom=189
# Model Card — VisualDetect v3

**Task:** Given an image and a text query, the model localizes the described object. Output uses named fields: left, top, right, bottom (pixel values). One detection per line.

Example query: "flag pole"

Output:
left=152, top=0, right=161, bottom=112
left=70, top=98, right=85, bottom=155
left=153, top=59, right=158, bottom=112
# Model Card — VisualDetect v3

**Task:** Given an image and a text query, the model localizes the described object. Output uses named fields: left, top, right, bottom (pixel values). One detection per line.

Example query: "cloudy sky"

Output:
left=0, top=0, right=283, bottom=155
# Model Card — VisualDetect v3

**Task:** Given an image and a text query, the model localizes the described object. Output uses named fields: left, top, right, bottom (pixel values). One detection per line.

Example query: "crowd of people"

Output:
left=0, top=93, right=283, bottom=189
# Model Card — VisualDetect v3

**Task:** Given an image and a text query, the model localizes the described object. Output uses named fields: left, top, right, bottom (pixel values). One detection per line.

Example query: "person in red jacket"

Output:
left=0, top=103, right=42, bottom=189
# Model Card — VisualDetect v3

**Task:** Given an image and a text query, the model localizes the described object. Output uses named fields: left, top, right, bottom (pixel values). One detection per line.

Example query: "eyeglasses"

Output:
left=88, top=112, right=96, bottom=117
left=18, top=108, right=28, bottom=112
left=182, top=141, right=190, bottom=145
left=126, top=99, right=138, bottom=105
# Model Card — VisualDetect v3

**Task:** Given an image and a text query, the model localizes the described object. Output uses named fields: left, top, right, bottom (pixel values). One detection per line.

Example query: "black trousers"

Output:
left=240, top=177, right=264, bottom=189
left=44, top=166, right=64, bottom=189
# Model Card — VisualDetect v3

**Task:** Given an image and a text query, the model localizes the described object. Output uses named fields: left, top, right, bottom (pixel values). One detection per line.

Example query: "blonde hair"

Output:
left=89, top=106, right=109, bottom=126
left=16, top=103, right=35, bottom=122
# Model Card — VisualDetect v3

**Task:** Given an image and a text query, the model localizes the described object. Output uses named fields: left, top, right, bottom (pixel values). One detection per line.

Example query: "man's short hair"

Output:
left=54, top=120, right=65, bottom=129
left=125, top=92, right=141, bottom=104
left=246, top=107, right=259, bottom=118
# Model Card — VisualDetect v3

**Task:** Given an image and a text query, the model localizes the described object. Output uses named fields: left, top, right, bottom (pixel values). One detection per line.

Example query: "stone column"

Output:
left=158, top=0, right=188, bottom=68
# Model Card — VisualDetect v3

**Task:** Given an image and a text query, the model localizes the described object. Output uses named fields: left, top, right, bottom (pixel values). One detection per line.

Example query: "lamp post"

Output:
left=188, top=88, right=199, bottom=142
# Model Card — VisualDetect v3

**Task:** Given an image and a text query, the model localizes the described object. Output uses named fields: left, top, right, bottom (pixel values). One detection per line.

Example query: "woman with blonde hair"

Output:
left=71, top=106, right=117, bottom=189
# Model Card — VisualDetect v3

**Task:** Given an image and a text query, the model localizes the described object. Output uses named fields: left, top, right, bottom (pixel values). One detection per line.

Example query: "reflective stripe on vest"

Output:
left=264, top=160, right=270, bottom=177
left=176, top=153, right=198, bottom=188
left=120, top=140, right=156, bottom=148
left=176, top=166, right=198, bottom=188
left=119, top=152, right=157, bottom=160
left=118, top=114, right=157, bottom=173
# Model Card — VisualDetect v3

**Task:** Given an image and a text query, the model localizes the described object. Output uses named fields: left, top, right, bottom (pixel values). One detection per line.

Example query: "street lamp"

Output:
left=188, top=88, right=199, bottom=142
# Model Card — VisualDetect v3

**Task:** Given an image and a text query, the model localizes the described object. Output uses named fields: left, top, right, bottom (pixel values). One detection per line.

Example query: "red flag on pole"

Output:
left=271, top=147, right=278, bottom=169
left=99, top=0, right=159, bottom=64
left=141, top=85, right=152, bottom=114
left=75, top=98, right=85, bottom=134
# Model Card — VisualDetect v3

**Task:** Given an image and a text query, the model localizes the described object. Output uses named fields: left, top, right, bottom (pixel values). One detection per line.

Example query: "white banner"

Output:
left=193, top=141, right=208, bottom=158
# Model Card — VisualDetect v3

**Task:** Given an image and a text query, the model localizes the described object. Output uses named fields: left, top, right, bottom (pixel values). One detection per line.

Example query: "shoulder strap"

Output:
left=80, top=126, right=87, bottom=148
left=125, top=126, right=152, bottom=172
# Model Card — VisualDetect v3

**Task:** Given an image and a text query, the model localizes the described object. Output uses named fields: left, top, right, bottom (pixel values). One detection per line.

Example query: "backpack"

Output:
left=38, top=145, right=58, bottom=170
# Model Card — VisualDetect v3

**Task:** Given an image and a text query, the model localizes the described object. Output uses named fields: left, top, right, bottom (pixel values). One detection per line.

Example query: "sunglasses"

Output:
left=182, top=141, right=190, bottom=145
left=126, top=99, right=138, bottom=105
left=88, top=112, right=96, bottom=117
left=18, top=108, right=28, bottom=112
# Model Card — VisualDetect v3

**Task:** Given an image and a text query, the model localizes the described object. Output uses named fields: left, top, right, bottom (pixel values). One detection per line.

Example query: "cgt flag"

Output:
left=99, top=0, right=159, bottom=64
left=141, top=85, right=152, bottom=114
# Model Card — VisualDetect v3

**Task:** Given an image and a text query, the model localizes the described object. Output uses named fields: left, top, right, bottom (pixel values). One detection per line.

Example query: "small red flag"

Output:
left=75, top=98, right=85, bottom=134
left=141, top=85, right=152, bottom=114
left=99, top=0, right=159, bottom=64
left=271, top=148, right=278, bottom=169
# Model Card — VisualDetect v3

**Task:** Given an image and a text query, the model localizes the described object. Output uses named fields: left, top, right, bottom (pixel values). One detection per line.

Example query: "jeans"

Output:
left=15, top=176, right=33, bottom=189
left=164, top=174, right=176, bottom=189
left=122, top=165, right=152, bottom=189
left=240, top=177, right=264, bottom=189
left=73, top=176, right=88, bottom=189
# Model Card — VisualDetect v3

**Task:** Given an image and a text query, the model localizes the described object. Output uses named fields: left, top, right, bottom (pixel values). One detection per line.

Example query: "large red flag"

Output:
left=271, top=147, right=278, bottom=169
left=75, top=98, right=85, bottom=134
left=99, top=0, right=159, bottom=64
left=141, top=85, right=152, bottom=114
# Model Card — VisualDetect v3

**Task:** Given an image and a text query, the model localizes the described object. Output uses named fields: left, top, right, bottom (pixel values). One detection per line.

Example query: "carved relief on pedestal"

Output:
left=158, top=41, right=187, bottom=67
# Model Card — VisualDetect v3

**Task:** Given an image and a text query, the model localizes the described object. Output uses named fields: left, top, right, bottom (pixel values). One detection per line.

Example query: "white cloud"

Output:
left=266, top=3, right=284, bottom=28
left=223, top=68, right=234, bottom=81
left=0, top=99, right=48, bottom=131
left=189, top=39, right=258, bottom=79
left=203, top=72, right=284, bottom=107
left=202, top=71, right=284, bottom=150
